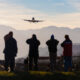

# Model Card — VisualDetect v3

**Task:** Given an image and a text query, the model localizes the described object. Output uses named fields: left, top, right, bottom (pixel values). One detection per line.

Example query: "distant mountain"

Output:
left=0, top=25, right=80, bottom=59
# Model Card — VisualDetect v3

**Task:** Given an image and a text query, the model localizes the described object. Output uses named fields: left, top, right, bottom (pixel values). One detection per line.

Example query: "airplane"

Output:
left=24, top=17, right=43, bottom=23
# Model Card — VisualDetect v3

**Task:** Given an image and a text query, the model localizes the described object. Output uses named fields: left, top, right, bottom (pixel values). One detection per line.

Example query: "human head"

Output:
left=9, top=31, right=13, bottom=37
left=65, top=35, right=70, bottom=40
left=51, top=34, right=54, bottom=40
left=32, top=34, right=37, bottom=39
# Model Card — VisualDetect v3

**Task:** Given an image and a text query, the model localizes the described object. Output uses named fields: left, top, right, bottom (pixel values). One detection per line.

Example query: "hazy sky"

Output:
left=0, top=0, right=80, bottom=30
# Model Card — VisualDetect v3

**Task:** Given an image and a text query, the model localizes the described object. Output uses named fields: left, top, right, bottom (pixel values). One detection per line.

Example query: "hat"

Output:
left=51, top=34, right=54, bottom=39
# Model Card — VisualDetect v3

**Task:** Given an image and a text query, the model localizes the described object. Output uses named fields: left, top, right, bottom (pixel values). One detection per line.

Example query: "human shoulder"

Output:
left=69, top=39, right=72, bottom=44
left=54, top=39, right=59, bottom=42
left=70, top=39, right=72, bottom=42
left=46, top=39, right=51, bottom=45
left=26, top=38, right=32, bottom=44
left=12, top=37, right=17, bottom=42
left=37, top=39, right=40, bottom=42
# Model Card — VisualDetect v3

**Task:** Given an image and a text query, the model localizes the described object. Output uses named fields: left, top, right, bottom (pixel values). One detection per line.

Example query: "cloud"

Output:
left=51, top=13, right=80, bottom=28
left=68, top=0, right=80, bottom=11
left=0, top=2, right=49, bottom=30
left=0, top=1, right=80, bottom=30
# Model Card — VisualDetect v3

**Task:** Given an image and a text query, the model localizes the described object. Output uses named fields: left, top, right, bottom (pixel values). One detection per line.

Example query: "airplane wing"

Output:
left=23, top=19, right=44, bottom=23
left=24, top=19, right=32, bottom=22
left=35, top=20, right=43, bottom=22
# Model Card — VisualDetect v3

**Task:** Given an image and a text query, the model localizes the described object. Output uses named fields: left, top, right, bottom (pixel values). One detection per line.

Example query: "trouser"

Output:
left=4, top=55, right=15, bottom=71
left=49, top=52, right=57, bottom=71
left=29, top=56, right=38, bottom=70
left=64, top=56, right=72, bottom=72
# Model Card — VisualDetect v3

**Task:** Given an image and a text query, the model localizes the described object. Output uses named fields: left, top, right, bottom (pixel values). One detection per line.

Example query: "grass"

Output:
left=0, top=71, right=80, bottom=80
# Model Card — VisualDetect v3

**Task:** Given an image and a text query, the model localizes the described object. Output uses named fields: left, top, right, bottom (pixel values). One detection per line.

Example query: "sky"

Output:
left=0, top=0, right=80, bottom=30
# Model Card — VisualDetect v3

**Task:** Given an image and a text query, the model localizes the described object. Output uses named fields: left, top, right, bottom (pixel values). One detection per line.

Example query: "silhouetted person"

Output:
left=61, top=35, right=72, bottom=72
left=3, top=31, right=18, bottom=72
left=26, top=34, right=40, bottom=70
left=46, top=35, right=59, bottom=72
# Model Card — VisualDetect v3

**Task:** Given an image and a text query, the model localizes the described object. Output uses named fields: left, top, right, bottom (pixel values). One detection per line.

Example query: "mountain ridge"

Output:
left=0, top=25, right=80, bottom=59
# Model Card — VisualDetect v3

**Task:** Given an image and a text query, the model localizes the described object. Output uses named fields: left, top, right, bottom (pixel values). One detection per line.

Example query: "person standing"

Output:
left=3, top=31, right=18, bottom=72
left=61, top=35, right=72, bottom=72
left=26, top=34, right=40, bottom=70
left=46, top=35, right=59, bottom=72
